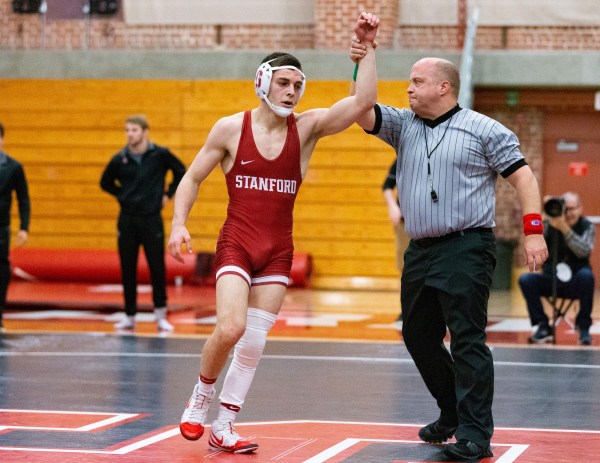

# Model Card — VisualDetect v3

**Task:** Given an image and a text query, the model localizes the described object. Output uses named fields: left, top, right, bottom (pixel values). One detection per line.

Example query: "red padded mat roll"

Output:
left=289, top=252, right=312, bottom=287
left=10, top=248, right=196, bottom=284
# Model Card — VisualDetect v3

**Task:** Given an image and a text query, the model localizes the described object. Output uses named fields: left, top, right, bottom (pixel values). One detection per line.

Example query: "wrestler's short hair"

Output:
left=260, top=52, right=302, bottom=72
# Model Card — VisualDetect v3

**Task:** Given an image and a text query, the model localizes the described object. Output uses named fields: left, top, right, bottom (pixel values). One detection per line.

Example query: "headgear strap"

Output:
left=254, top=59, right=306, bottom=101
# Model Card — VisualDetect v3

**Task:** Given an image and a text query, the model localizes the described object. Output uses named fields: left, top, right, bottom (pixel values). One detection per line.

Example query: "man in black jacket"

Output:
left=101, top=115, right=185, bottom=332
left=0, top=122, right=30, bottom=333
left=519, top=192, right=595, bottom=345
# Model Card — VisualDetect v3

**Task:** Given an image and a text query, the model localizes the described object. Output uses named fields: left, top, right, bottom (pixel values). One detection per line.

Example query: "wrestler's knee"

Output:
left=214, top=319, right=247, bottom=348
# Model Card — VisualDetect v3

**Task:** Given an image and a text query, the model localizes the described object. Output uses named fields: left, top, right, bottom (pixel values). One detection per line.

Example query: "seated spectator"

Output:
left=518, top=192, right=595, bottom=345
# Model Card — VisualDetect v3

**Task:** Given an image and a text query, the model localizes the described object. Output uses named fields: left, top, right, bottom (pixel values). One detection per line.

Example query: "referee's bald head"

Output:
left=433, top=58, right=460, bottom=98
left=414, top=57, right=461, bottom=99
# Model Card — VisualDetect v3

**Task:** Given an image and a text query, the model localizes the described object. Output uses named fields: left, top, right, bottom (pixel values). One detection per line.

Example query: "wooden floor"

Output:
left=1, top=282, right=600, bottom=462
left=3, top=280, right=600, bottom=346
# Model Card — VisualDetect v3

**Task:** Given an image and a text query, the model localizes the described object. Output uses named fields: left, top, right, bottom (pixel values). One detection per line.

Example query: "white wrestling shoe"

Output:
left=208, top=420, right=258, bottom=453
left=179, top=385, right=215, bottom=441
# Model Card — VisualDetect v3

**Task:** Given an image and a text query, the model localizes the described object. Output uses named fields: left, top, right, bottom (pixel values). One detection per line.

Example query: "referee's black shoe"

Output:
left=418, top=420, right=457, bottom=443
left=444, top=440, right=493, bottom=460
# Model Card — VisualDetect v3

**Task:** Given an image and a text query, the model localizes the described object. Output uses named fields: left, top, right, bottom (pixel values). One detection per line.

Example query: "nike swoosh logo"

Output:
left=241, top=160, right=255, bottom=165
left=214, top=434, right=224, bottom=445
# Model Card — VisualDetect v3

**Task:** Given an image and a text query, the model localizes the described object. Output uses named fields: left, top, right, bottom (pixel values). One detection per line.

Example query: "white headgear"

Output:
left=254, top=58, right=306, bottom=117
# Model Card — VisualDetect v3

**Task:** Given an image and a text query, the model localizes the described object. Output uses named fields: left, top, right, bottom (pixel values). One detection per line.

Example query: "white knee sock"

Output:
left=217, top=307, right=276, bottom=422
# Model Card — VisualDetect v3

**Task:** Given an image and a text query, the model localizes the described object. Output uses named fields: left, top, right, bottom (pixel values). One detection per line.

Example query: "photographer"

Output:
left=518, top=192, right=595, bottom=344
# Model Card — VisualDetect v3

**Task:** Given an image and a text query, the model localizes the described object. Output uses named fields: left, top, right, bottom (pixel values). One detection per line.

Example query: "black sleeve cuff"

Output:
left=364, top=104, right=382, bottom=135
left=382, top=179, right=396, bottom=190
left=501, top=159, right=527, bottom=178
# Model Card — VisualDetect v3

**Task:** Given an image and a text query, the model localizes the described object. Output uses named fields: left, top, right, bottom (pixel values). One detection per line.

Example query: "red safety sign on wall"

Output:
left=568, top=162, right=588, bottom=176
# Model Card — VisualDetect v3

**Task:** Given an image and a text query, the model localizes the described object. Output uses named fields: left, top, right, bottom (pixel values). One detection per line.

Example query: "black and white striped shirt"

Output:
left=369, top=104, right=526, bottom=240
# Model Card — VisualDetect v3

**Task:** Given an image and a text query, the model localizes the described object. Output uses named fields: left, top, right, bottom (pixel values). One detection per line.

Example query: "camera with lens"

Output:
left=543, top=196, right=565, bottom=217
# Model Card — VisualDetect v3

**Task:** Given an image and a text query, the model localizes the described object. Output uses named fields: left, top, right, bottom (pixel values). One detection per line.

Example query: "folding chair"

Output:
left=544, top=296, right=578, bottom=344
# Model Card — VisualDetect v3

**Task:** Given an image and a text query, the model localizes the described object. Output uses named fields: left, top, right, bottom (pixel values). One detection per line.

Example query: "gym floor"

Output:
left=1, top=281, right=600, bottom=462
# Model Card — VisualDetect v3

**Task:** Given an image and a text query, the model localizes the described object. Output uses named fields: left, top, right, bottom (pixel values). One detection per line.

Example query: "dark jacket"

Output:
left=543, top=216, right=594, bottom=275
left=100, top=142, right=185, bottom=216
left=0, top=152, right=30, bottom=230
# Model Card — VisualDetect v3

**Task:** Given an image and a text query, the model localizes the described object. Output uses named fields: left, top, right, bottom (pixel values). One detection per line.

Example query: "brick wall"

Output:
left=4, top=0, right=600, bottom=51
left=0, top=1, right=313, bottom=50
left=314, top=0, right=398, bottom=49
left=494, top=111, right=544, bottom=230
left=482, top=108, right=544, bottom=265
left=506, top=26, right=600, bottom=50
left=396, top=26, right=460, bottom=50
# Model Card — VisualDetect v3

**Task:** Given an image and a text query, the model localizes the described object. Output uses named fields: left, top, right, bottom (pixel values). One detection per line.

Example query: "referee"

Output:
left=351, top=52, right=548, bottom=459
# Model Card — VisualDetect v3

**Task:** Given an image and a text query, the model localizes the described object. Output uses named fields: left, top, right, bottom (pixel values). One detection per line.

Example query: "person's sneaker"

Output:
left=208, top=421, right=258, bottom=453
left=180, top=385, right=215, bottom=440
left=392, top=319, right=403, bottom=330
left=444, top=439, right=493, bottom=459
left=528, top=323, right=553, bottom=344
left=418, top=420, right=458, bottom=443
left=157, top=318, right=174, bottom=332
left=114, top=317, right=135, bottom=331
left=578, top=326, right=592, bottom=346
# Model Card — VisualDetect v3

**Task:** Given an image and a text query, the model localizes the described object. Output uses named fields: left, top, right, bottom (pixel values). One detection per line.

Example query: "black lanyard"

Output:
left=422, top=119, right=452, bottom=203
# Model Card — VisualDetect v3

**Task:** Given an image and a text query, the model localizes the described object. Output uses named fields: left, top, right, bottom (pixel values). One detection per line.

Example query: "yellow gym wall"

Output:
left=0, top=79, right=409, bottom=289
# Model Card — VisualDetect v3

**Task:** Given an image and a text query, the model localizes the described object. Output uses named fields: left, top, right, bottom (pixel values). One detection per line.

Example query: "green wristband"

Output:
left=353, top=63, right=358, bottom=81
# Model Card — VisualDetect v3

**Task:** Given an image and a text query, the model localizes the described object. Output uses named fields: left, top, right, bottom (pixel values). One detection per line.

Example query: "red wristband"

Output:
left=523, top=213, right=543, bottom=235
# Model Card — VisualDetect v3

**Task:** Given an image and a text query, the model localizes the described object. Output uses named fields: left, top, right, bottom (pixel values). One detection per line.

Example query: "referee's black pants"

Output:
left=117, top=212, right=167, bottom=316
left=401, top=230, right=496, bottom=448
